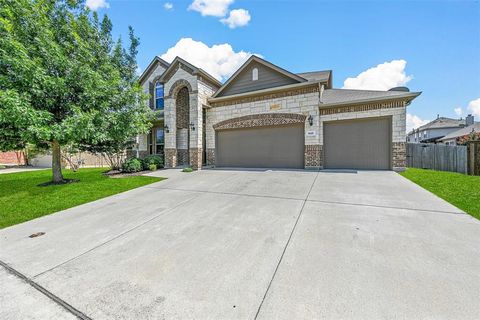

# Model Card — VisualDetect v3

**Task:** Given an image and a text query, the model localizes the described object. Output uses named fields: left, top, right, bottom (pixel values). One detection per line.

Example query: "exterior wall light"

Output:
left=189, top=122, right=195, bottom=131
left=164, top=124, right=169, bottom=133
left=308, top=115, right=313, bottom=126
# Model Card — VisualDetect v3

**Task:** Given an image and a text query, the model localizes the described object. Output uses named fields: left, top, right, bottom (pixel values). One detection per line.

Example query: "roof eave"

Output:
left=208, top=80, right=322, bottom=104
left=319, top=91, right=421, bottom=108
left=138, top=57, right=170, bottom=84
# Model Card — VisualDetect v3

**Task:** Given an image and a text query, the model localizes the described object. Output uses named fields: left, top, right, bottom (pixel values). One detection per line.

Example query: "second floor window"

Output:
left=155, top=82, right=164, bottom=110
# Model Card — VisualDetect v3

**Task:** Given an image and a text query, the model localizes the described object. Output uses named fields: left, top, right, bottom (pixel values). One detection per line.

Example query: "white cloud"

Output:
left=188, top=0, right=233, bottom=17
left=467, top=98, right=480, bottom=117
left=454, top=107, right=463, bottom=117
left=160, top=38, right=261, bottom=81
left=86, top=0, right=109, bottom=10
left=343, top=59, right=413, bottom=91
left=220, top=9, right=251, bottom=28
left=406, top=113, right=429, bottom=132
left=164, top=2, right=173, bottom=10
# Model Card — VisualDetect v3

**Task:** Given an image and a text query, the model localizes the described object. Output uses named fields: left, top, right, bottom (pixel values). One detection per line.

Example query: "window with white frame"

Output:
left=252, top=68, right=258, bottom=81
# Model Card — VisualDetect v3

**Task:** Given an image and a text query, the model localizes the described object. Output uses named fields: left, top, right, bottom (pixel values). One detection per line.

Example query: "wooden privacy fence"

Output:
left=406, top=143, right=468, bottom=174
left=467, top=141, right=480, bottom=175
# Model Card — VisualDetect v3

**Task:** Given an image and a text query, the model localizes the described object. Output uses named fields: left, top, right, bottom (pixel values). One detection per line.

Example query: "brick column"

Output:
left=189, top=148, right=203, bottom=170
left=392, top=142, right=406, bottom=171
left=206, top=148, right=215, bottom=166
left=305, top=145, right=322, bottom=169
left=165, top=148, right=177, bottom=168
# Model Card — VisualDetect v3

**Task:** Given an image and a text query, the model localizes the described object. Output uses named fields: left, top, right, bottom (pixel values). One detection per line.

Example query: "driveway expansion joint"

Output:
left=254, top=170, right=321, bottom=319
left=32, top=193, right=203, bottom=279
left=0, top=260, right=91, bottom=320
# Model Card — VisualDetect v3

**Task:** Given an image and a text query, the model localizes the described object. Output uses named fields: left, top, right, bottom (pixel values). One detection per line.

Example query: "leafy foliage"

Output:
left=122, top=157, right=143, bottom=173
left=143, top=155, right=163, bottom=170
left=0, top=0, right=154, bottom=182
left=456, top=131, right=480, bottom=145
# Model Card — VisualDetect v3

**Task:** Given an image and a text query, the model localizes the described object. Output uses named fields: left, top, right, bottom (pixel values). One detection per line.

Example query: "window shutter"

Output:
left=149, top=82, right=154, bottom=109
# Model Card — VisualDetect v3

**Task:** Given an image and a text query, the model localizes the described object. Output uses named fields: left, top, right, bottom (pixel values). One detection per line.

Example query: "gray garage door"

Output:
left=216, top=124, right=304, bottom=168
left=324, top=117, right=391, bottom=170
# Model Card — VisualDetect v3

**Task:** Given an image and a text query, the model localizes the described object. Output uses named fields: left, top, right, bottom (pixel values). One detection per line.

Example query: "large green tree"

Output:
left=0, top=0, right=153, bottom=183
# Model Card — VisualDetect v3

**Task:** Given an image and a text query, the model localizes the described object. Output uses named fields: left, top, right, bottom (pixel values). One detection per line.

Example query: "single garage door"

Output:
left=324, top=117, right=391, bottom=170
left=216, top=124, right=304, bottom=168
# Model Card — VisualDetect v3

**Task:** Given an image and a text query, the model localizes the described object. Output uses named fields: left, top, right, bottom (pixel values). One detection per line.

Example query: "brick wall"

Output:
left=0, top=151, right=25, bottom=165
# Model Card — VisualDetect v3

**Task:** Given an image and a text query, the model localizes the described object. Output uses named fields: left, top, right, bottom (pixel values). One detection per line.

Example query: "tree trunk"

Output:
left=51, top=140, right=64, bottom=183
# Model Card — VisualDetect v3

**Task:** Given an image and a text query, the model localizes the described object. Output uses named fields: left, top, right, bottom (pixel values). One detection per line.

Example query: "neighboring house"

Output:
left=407, top=115, right=474, bottom=143
left=0, top=151, right=26, bottom=165
left=134, top=55, right=421, bottom=171
left=438, top=122, right=480, bottom=145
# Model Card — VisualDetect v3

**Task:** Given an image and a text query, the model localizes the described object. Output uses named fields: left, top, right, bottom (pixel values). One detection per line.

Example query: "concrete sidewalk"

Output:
left=1, top=169, right=479, bottom=319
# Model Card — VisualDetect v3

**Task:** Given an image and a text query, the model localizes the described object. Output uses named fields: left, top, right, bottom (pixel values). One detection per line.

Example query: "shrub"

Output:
left=182, top=167, right=193, bottom=173
left=148, top=164, right=157, bottom=171
left=0, top=165, right=6, bottom=169
left=122, top=157, right=143, bottom=173
left=143, top=155, right=163, bottom=170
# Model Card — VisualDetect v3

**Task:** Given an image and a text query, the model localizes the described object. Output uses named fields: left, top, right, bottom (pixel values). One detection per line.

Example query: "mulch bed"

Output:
left=103, top=170, right=154, bottom=178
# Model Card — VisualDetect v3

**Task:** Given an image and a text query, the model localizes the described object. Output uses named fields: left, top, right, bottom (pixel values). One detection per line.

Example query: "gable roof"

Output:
left=417, top=117, right=466, bottom=131
left=157, top=56, right=222, bottom=88
left=138, top=56, right=170, bottom=84
left=296, top=70, right=332, bottom=88
left=320, top=88, right=421, bottom=107
left=439, top=122, right=480, bottom=141
left=212, top=55, right=308, bottom=98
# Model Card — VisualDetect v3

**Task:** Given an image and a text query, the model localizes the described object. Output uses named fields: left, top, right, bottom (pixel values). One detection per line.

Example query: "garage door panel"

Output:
left=324, top=118, right=391, bottom=170
left=216, top=125, right=304, bottom=168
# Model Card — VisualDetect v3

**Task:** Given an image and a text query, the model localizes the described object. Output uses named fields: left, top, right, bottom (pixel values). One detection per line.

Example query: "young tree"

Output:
left=0, top=0, right=153, bottom=183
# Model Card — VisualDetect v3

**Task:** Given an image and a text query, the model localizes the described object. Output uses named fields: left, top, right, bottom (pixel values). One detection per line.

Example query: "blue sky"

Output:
left=90, top=0, right=480, bottom=130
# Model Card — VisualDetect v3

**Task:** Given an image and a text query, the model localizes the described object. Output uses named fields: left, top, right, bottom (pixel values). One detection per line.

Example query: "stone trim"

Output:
left=166, top=79, right=194, bottom=99
left=189, top=148, right=203, bottom=170
left=165, top=148, right=177, bottom=168
left=305, top=145, right=322, bottom=168
left=209, top=85, right=319, bottom=107
left=392, top=142, right=406, bottom=170
left=319, top=100, right=405, bottom=115
left=213, top=113, right=307, bottom=131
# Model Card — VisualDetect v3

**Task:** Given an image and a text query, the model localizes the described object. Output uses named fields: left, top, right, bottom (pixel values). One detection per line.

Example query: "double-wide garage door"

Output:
left=324, top=117, right=391, bottom=170
left=216, top=124, right=304, bottom=169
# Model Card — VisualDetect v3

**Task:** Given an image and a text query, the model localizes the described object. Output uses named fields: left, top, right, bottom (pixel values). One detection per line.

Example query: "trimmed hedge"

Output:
left=122, top=157, right=143, bottom=173
left=143, top=155, right=163, bottom=170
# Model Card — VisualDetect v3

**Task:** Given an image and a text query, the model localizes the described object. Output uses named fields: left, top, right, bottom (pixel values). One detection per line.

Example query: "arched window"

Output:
left=155, top=82, right=164, bottom=110
left=252, top=68, right=258, bottom=81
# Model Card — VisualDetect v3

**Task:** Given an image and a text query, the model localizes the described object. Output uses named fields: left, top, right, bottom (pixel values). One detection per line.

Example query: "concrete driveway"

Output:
left=1, top=169, right=479, bottom=319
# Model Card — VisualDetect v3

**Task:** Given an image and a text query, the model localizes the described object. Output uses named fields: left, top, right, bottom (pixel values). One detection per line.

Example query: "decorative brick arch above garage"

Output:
left=213, top=113, right=307, bottom=131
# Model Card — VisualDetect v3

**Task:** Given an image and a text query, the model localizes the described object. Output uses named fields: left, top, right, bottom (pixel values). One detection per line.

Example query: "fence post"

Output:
left=467, top=141, right=480, bottom=176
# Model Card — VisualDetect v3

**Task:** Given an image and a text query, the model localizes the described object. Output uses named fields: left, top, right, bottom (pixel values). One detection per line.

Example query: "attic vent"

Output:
left=388, top=86, right=410, bottom=92
left=252, top=68, right=258, bottom=81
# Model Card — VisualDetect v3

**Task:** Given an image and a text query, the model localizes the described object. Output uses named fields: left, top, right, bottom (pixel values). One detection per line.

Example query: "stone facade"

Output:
left=140, top=58, right=410, bottom=171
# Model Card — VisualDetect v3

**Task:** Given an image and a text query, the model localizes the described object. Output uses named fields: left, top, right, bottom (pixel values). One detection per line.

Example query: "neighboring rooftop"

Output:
left=439, top=122, right=480, bottom=141
left=320, top=88, right=420, bottom=106
left=416, top=117, right=466, bottom=131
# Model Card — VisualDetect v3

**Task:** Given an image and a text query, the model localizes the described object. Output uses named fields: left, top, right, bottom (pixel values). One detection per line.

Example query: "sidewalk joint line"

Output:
left=0, top=260, right=91, bottom=320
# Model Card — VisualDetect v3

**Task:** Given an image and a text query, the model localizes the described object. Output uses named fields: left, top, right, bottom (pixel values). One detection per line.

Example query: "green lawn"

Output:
left=0, top=168, right=163, bottom=229
left=400, top=168, right=480, bottom=220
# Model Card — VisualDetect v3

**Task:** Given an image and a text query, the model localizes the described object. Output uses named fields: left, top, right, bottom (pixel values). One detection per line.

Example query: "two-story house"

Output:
left=407, top=115, right=474, bottom=143
left=133, top=55, right=421, bottom=171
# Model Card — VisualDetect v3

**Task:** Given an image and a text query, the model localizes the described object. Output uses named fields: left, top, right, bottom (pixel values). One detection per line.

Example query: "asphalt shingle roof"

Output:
left=320, top=88, right=416, bottom=105
left=296, top=71, right=331, bottom=82
left=417, top=117, right=466, bottom=131
left=439, top=123, right=480, bottom=141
